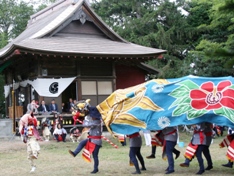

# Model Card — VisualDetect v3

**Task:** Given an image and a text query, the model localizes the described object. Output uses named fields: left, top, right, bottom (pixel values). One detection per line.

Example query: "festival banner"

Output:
left=4, top=77, right=76, bottom=98
left=29, top=77, right=76, bottom=97
left=97, top=75, right=234, bottom=135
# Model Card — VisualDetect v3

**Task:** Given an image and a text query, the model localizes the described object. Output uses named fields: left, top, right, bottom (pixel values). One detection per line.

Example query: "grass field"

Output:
left=0, top=130, right=234, bottom=176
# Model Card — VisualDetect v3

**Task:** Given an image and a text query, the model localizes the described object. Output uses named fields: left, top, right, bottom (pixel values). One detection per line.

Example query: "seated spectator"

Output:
left=53, top=124, right=67, bottom=142
left=66, top=98, right=74, bottom=113
left=41, top=117, right=51, bottom=141
left=27, top=99, right=39, bottom=114
left=73, top=99, right=77, bottom=105
left=53, top=114, right=63, bottom=130
left=49, top=99, right=59, bottom=113
left=38, top=100, right=50, bottom=113
left=69, top=127, right=81, bottom=143
left=61, top=102, right=67, bottom=113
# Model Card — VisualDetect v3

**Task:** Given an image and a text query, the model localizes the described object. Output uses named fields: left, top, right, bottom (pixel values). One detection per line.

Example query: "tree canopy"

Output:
left=0, top=0, right=34, bottom=47
left=92, top=0, right=234, bottom=78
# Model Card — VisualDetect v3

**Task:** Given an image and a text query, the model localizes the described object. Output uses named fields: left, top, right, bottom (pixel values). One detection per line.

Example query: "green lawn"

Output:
left=0, top=130, right=233, bottom=176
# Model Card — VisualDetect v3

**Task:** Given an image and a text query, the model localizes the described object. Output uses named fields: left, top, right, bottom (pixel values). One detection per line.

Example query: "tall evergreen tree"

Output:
left=0, top=0, right=34, bottom=45
left=92, top=0, right=195, bottom=78
left=187, top=0, right=234, bottom=76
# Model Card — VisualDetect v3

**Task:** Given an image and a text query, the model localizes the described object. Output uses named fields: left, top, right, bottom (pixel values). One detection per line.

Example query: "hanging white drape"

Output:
left=19, top=80, right=30, bottom=87
left=4, top=77, right=76, bottom=98
left=28, top=77, right=76, bottom=97
left=4, top=85, right=10, bottom=98
left=13, top=82, right=20, bottom=90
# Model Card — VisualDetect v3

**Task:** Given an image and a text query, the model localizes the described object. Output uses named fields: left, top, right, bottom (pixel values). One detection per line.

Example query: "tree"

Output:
left=0, top=0, right=57, bottom=48
left=186, top=0, right=234, bottom=76
left=0, top=32, right=8, bottom=49
left=211, top=0, right=234, bottom=71
left=0, top=0, right=34, bottom=45
left=92, top=0, right=195, bottom=78
left=11, top=2, right=35, bottom=39
left=25, top=0, right=57, bottom=12
left=0, top=0, right=44, bottom=117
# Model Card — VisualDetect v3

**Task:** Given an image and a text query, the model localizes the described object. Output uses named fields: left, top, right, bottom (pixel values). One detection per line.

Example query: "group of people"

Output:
left=27, top=99, right=59, bottom=114
left=18, top=103, right=234, bottom=175
left=27, top=97, right=78, bottom=115
left=25, top=97, right=92, bottom=144
left=19, top=99, right=100, bottom=173
left=37, top=109, right=68, bottom=142
left=128, top=123, right=234, bottom=175
left=141, top=127, right=180, bottom=175
left=62, top=98, right=78, bottom=113
left=179, top=122, right=213, bottom=175
left=18, top=110, right=70, bottom=173
left=26, top=97, right=81, bottom=142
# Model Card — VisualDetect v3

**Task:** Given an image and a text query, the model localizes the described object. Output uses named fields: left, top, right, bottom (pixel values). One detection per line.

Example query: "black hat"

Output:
left=89, top=107, right=101, bottom=119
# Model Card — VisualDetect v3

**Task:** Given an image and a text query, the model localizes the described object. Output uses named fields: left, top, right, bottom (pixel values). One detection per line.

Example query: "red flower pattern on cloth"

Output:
left=190, top=81, right=234, bottom=110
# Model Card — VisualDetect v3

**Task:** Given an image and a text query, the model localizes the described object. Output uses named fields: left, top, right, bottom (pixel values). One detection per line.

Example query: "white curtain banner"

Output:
left=4, top=80, right=29, bottom=98
left=19, top=80, right=30, bottom=87
left=29, top=77, right=76, bottom=97
left=4, top=85, right=10, bottom=98
left=13, top=82, right=20, bottom=90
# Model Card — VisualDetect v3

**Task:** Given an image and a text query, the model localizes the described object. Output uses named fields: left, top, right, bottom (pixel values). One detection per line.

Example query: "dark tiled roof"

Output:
left=15, top=34, right=165, bottom=56
left=0, top=0, right=166, bottom=59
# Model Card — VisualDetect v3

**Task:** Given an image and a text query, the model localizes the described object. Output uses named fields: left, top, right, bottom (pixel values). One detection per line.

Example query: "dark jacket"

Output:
left=49, top=103, right=59, bottom=112
left=38, top=104, right=50, bottom=112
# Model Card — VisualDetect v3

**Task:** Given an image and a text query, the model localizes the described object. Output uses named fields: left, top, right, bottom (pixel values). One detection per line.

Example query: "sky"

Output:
left=20, top=0, right=93, bottom=6
left=20, top=0, right=188, bottom=16
left=21, top=0, right=53, bottom=5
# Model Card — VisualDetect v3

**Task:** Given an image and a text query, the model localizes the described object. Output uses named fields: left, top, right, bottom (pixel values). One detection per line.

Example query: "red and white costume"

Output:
left=219, top=134, right=234, bottom=161
left=19, top=113, right=40, bottom=173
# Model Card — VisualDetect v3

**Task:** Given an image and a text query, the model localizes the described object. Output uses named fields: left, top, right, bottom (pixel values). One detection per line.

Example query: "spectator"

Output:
left=38, top=100, right=50, bottom=113
left=61, top=102, right=67, bottom=113
left=53, top=114, right=63, bottom=130
left=41, top=117, right=51, bottom=141
left=53, top=123, right=67, bottom=142
left=49, top=99, right=59, bottom=113
left=73, top=99, right=77, bottom=105
left=66, top=98, right=74, bottom=112
left=27, top=99, right=38, bottom=114
left=69, top=127, right=81, bottom=143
